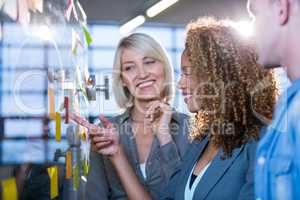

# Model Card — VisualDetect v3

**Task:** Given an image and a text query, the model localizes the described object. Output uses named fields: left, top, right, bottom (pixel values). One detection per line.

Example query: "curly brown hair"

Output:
left=185, top=17, right=277, bottom=158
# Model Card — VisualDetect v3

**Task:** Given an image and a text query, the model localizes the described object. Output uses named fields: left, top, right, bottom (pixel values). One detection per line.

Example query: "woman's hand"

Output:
left=71, top=113, right=152, bottom=200
left=145, top=100, right=173, bottom=145
left=69, top=113, right=121, bottom=156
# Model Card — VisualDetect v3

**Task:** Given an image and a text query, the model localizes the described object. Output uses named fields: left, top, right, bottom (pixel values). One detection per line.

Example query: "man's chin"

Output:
left=258, top=57, right=281, bottom=69
left=263, top=64, right=281, bottom=69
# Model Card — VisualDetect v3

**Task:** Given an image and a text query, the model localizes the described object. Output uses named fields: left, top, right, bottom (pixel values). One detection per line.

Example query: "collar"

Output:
left=288, top=76, right=300, bottom=95
left=117, top=107, right=182, bottom=125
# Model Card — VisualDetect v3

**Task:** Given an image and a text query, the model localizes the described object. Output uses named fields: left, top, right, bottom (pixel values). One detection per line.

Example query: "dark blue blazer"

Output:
left=160, top=137, right=257, bottom=200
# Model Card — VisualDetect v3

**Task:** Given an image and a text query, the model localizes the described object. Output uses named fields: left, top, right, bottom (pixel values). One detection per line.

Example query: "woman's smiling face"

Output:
left=177, top=50, right=201, bottom=113
left=121, top=47, right=166, bottom=101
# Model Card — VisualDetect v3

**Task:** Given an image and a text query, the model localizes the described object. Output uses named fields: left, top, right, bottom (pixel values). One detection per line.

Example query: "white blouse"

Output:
left=184, top=161, right=211, bottom=200
left=140, top=163, right=147, bottom=179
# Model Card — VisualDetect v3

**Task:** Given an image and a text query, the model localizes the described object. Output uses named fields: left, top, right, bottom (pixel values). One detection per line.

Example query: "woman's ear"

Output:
left=122, top=81, right=127, bottom=87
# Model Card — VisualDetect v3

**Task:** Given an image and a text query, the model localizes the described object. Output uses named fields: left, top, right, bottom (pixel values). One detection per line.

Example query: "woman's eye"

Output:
left=144, top=60, right=156, bottom=65
left=123, top=65, right=133, bottom=71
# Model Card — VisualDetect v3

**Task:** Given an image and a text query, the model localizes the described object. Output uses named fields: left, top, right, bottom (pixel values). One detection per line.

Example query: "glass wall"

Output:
left=0, top=22, right=290, bottom=164
left=0, top=22, right=188, bottom=164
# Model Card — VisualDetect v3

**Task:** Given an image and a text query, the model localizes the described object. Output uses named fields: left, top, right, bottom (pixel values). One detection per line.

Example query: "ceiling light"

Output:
left=120, top=15, right=145, bottom=35
left=146, top=0, right=179, bottom=18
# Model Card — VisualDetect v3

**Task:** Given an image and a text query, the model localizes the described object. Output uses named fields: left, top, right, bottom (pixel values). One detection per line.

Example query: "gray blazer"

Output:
left=160, top=137, right=256, bottom=200
left=86, top=109, right=190, bottom=200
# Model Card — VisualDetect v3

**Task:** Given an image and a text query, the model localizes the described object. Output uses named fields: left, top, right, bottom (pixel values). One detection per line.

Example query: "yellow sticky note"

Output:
left=47, top=166, right=58, bottom=199
left=48, top=87, right=55, bottom=120
left=55, top=112, right=61, bottom=142
left=1, top=177, right=17, bottom=200
left=81, top=128, right=88, bottom=141
left=73, top=164, right=79, bottom=191
left=66, top=151, right=72, bottom=179
left=83, top=158, right=89, bottom=176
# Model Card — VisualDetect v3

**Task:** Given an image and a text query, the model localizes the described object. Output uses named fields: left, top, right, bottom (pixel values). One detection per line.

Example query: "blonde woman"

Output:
left=71, top=33, right=190, bottom=200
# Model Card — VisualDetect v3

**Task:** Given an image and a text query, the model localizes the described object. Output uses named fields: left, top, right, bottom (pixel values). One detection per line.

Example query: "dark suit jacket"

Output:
left=160, top=137, right=257, bottom=200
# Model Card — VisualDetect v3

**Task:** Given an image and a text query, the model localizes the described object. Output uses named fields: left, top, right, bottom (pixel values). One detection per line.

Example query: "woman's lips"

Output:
left=137, top=80, right=155, bottom=89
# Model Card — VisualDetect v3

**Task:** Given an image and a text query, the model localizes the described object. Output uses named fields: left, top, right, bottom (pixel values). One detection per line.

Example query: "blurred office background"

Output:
left=0, top=0, right=290, bottom=165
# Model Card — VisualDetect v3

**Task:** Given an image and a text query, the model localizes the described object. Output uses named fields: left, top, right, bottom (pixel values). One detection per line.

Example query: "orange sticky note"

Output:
left=48, top=87, right=55, bottom=120
left=55, top=112, right=61, bottom=141
left=66, top=151, right=72, bottom=179
left=47, top=166, right=58, bottom=199
left=1, top=177, right=17, bottom=200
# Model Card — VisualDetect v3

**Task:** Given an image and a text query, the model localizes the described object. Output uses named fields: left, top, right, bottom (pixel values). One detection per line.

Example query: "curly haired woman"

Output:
left=161, top=17, right=277, bottom=200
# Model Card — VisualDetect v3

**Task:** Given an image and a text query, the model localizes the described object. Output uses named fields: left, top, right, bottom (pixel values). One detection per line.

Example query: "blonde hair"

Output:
left=112, top=33, right=174, bottom=108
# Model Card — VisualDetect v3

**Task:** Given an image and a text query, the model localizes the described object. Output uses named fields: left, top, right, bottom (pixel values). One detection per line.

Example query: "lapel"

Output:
left=175, top=138, right=209, bottom=200
left=192, top=144, right=244, bottom=200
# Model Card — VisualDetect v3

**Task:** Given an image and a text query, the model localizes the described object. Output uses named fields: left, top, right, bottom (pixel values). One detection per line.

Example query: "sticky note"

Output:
left=72, top=164, right=79, bottom=191
left=66, top=151, right=72, bottom=179
left=1, top=177, right=17, bottom=200
left=73, top=164, right=79, bottom=191
left=47, top=166, right=58, bottom=199
left=81, top=128, right=88, bottom=141
left=64, top=96, right=69, bottom=124
left=55, top=112, right=61, bottom=142
left=83, top=158, right=89, bottom=176
left=48, top=87, right=55, bottom=120
left=71, top=29, right=78, bottom=55
left=82, top=22, right=92, bottom=46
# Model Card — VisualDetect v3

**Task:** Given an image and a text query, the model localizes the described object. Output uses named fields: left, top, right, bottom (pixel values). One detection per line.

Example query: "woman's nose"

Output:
left=137, top=66, right=149, bottom=78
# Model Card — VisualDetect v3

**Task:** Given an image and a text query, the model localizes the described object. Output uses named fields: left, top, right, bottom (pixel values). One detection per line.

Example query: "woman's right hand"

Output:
left=145, top=100, right=173, bottom=145
left=70, top=113, right=121, bottom=156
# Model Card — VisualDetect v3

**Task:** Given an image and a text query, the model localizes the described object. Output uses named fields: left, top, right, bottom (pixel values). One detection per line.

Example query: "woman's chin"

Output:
left=187, top=108, right=198, bottom=113
left=186, top=103, right=199, bottom=113
left=135, top=94, right=161, bottom=102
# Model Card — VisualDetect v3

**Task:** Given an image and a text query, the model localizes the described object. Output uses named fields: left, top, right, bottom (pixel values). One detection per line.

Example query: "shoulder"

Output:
left=286, top=91, right=300, bottom=144
left=106, top=110, right=129, bottom=125
left=171, top=110, right=190, bottom=122
left=241, top=138, right=258, bottom=160
left=179, top=139, right=205, bottom=162
left=171, top=110, right=190, bottom=131
left=244, top=138, right=258, bottom=149
left=289, top=90, right=300, bottom=111
left=289, top=91, right=300, bottom=124
left=170, top=110, right=190, bottom=137
left=168, top=110, right=192, bottom=154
